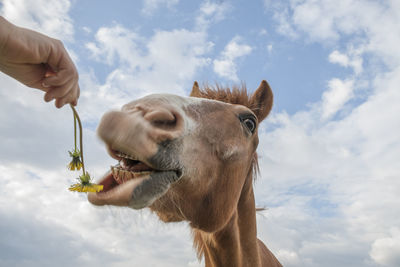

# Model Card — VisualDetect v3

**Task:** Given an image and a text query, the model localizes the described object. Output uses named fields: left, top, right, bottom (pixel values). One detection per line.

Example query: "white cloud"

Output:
left=82, top=26, right=92, bottom=34
left=370, top=228, right=400, bottom=267
left=275, top=250, right=300, bottom=266
left=329, top=50, right=349, bottom=66
left=146, top=29, right=212, bottom=81
left=84, top=25, right=213, bottom=121
left=268, top=5, right=298, bottom=39
left=0, top=0, right=73, bottom=41
left=213, top=36, right=252, bottom=81
left=321, top=78, right=354, bottom=120
left=195, top=0, right=231, bottom=31
left=329, top=48, right=363, bottom=75
left=86, top=25, right=142, bottom=67
left=142, top=0, right=179, bottom=15
left=270, top=0, right=372, bottom=43
left=268, top=0, right=400, bottom=67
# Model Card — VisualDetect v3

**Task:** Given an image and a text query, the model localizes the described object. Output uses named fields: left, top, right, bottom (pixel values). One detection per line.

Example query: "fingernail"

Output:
left=42, top=82, right=50, bottom=88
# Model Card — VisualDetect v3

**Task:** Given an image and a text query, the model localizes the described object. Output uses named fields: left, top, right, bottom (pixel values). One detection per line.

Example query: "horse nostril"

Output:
left=144, top=108, right=177, bottom=128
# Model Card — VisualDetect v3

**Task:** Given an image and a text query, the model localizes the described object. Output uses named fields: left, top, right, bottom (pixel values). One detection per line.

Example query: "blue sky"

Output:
left=1, top=0, right=400, bottom=267
left=69, top=0, right=350, bottom=114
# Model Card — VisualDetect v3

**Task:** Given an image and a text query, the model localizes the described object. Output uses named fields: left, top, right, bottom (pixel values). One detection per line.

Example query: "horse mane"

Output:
left=190, top=83, right=261, bottom=260
left=191, top=83, right=252, bottom=107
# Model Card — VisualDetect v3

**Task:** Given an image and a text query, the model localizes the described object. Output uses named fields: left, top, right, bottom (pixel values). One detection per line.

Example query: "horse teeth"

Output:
left=122, top=170, right=127, bottom=181
left=118, top=170, right=123, bottom=183
left=120, top=169, right=124, bottom=182
left=112, top=167, right=120, bottom=183
left=110, top=165, right=152, bottom=185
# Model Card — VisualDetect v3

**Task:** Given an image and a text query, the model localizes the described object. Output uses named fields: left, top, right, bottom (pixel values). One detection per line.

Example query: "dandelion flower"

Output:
left=69, top=172, right=103, bottom=193
left=68, top=149, right=82, bottom=171
left=69, top=183, right=104, bottom=193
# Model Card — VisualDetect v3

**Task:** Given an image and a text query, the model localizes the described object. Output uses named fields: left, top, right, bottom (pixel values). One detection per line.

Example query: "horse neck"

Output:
left=193, top=174, right=262, bottom=267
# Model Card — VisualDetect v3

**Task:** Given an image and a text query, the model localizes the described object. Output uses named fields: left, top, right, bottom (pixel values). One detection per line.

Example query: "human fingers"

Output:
left=43, top=66, right=79, bottom=102
left=42, top=68, right=75, bottom=88
left=43, top=77, right=74, bottom=103
left=53, top=83, right=80, bottom=108
left=61, top=83, right=80, bottom=107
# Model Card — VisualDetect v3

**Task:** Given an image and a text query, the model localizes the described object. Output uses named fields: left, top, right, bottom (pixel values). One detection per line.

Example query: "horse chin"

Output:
left=87, top=167, right=183, bottom=209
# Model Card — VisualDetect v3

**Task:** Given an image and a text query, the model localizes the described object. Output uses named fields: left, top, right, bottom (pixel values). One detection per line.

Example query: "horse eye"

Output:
left=243, top=118, right=256, bottom=133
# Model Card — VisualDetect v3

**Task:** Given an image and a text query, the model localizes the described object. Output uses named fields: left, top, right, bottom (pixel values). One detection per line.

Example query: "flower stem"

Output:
left=73, top=109, right=77, bottom=151
left=70, top=105, right=85, bottom=175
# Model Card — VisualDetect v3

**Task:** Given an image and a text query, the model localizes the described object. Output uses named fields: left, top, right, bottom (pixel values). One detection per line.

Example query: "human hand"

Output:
left=0, top=17, right=80, bottom=108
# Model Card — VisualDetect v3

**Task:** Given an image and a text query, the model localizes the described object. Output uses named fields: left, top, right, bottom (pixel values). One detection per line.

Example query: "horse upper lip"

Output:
left=115, top=150, right=140, bottom=161
left=108, top=147, right=140, bottom=161
left=107, top=146, right=182, bottom=175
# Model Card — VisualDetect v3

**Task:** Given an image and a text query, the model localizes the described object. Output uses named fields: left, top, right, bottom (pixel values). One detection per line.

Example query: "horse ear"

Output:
left=190, top=81, right=201, bottom=97
left=250, top=80, right=273, bottom=122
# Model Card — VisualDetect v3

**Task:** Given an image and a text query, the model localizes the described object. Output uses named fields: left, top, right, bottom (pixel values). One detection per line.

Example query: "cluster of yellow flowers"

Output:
left=68, top=105, right=103, bottom=193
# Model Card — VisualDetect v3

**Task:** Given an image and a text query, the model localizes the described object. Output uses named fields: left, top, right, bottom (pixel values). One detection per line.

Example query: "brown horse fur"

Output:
left=88, top=80, right=282, bottom=267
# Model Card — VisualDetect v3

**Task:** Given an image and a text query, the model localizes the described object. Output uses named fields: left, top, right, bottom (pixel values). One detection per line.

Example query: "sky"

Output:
left=0, top=0, right=399, bottom=266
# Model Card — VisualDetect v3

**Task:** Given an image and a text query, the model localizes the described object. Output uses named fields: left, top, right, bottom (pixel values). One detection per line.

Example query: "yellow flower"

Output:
left=69, top=183, right=104, bottom=193
left=68, top=172, right=103, bottom=193
left=68, top=150, right=82, bottom=171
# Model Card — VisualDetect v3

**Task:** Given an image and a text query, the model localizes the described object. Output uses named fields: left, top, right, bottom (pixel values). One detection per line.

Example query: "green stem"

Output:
left=70, top=105, right=85, bottom=175
left=73, top=110, right=77, bottom=151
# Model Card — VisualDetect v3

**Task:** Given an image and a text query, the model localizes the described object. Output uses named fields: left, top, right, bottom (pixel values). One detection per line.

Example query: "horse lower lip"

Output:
left=88, top=169, right=182, bottom=207
left=87, top=173, right=150, bottom=207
